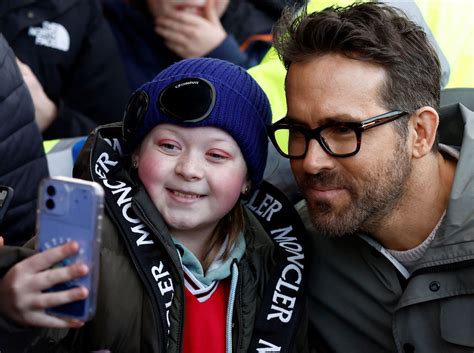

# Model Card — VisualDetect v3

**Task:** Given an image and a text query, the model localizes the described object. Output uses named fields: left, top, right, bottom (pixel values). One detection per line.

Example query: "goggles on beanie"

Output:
left=119, top=57, right=271, bottom=187
left=122, top=78, right=216, bottom=141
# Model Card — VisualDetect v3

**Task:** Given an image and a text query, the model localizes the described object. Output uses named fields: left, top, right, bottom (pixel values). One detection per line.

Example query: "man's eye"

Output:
left=328, top=125, right=353, bottom=135
left=289, top=129, right=306, bottom=141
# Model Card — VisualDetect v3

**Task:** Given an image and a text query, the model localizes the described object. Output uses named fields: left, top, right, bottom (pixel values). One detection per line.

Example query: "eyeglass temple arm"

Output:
left=360, top=111, right=407, bottom=130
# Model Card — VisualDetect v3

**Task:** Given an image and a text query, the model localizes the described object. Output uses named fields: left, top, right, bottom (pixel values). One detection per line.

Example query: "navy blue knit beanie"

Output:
left=124, top=58, right=272, bottom=187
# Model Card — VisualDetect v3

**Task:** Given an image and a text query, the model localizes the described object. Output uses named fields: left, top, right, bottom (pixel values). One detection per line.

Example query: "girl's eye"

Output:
left=207, top=150, right=230, bottom=161
left=158, top=140, right=180, bottom=152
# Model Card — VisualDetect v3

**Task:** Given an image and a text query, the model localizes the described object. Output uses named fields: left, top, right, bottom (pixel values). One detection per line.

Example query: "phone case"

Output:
left=37, top=176, right=104, bottom=321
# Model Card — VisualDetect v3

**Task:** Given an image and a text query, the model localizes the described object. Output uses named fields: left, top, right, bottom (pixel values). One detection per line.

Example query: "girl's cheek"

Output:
left=138, top=161, right=159, bottom=187
left=219, top=174, right=246, bottom=205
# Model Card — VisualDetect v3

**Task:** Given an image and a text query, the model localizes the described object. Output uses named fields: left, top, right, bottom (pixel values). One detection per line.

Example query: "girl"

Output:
left=0, top=58, right=306, bottom=353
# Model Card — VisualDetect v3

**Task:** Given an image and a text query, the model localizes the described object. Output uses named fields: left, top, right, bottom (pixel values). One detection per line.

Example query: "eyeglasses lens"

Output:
left=319, top=126, right=358, bottom=155
left=273, top=126, right=359, bottom=157
left=272, top=128, right=305, bottom=157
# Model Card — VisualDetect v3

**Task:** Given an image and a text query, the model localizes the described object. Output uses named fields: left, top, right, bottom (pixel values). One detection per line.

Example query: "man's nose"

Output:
left=300, top=139, right=337, bottom=174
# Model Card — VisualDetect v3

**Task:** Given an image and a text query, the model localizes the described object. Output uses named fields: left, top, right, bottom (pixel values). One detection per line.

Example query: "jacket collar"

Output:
left=415, top=104, right=474, bottom=269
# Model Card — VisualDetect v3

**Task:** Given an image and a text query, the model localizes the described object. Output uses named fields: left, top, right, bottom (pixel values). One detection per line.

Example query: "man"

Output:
left=267, top=3, right=474, bottom=352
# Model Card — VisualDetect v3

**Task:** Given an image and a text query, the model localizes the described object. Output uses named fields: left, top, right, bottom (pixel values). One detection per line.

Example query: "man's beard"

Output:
left=300, top=140, right=412, bottom=237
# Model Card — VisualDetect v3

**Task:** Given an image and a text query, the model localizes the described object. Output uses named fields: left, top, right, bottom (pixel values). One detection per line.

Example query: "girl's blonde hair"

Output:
left=201, top=202, right=245, bottom=272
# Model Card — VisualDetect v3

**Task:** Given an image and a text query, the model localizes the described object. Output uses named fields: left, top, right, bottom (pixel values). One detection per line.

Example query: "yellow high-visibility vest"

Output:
left=416, top=0, right=474, bottom=88
left=249, top=0, right=473, bottom=123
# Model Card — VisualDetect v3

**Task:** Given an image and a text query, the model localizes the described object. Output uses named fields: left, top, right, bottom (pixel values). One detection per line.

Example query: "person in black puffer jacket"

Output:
left=0, top=34, right=48, bottom=246
left=0, top=0, right=131, bottom=140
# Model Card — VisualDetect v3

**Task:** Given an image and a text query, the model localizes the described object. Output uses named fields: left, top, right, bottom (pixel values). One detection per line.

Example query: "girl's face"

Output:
left=136, top=124, right=249, bottom=239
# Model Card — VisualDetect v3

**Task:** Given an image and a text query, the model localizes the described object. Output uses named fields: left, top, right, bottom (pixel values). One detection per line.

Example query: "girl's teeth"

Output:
left=173, top=191, right=200, bottom=199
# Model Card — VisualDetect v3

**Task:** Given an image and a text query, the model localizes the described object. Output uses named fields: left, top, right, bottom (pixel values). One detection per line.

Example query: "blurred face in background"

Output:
left=146, top=0, right=229, bottom=19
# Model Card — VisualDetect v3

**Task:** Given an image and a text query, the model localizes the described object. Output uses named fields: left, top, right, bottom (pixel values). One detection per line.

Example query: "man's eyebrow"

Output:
left=281, top=115, right=303, bottom=124
left=283, top=114, right=361, bottom=127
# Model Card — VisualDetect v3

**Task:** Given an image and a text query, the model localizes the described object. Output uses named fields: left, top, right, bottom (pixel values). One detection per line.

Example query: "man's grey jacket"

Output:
left=301, top=103, right=474, bottom=353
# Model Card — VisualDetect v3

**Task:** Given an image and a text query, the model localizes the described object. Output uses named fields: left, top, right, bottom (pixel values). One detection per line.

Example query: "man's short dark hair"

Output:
left=273, top=2, right=441, bottom=148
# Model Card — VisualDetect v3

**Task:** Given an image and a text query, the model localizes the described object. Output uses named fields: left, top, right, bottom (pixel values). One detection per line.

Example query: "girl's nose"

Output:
left=175, top=153, right=204, bottom=181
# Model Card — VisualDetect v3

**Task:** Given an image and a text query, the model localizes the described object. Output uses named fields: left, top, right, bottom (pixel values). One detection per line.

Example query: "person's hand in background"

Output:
left=154, top=0, right=228, bottom=58
left=16, top=58, right=58, bottom=132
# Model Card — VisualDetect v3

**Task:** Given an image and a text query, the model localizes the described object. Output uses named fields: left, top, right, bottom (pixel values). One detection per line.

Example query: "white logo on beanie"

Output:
left=175, top=81, right=199, bottom=89
left=28, top=21, right=70, bottom=52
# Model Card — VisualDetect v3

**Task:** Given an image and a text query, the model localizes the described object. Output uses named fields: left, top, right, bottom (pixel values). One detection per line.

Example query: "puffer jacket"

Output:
left=0, top=34, right=48, bottom=245
left=0, top=124, right=307, bottom=353
left=302, top=103, right=474, bottom=353
left=0, top=0, right=131, bottom=139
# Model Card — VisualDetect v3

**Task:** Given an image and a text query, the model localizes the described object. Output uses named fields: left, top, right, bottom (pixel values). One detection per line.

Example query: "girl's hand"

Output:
left=0, top=241, right=89, bottom=328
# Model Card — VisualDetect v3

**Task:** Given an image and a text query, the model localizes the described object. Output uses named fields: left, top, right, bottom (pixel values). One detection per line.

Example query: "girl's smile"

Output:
left=137, top=124, right=248, bottom=244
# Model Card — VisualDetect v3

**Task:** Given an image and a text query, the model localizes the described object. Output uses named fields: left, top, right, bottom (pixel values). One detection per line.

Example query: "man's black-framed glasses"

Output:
left=267, top=110, right=409, bottom=159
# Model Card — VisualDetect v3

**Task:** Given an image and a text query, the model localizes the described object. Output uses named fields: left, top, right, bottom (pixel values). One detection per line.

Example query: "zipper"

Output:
left=226, top=261, right=239, bottom=353
left=359, top=234, right=411, bottom=279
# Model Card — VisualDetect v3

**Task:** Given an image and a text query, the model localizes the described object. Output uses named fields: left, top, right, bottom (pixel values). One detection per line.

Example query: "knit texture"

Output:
left=129, top=58, right=271, bottom=186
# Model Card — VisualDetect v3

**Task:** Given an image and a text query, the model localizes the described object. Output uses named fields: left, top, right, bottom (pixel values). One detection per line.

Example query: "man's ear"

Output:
left=409, top=106, right=439, bottom=159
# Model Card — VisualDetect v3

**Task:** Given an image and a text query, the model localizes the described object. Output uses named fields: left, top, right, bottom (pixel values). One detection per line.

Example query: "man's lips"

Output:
left=309, top=185, right=343, bottom=192
left=303, top=184, right=348, bottom=200
left=300, top=173, right=353, bottom=202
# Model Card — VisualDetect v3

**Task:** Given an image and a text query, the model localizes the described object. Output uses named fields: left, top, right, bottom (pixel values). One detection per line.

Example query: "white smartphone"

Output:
left=36, top=176, right=104, bottom=321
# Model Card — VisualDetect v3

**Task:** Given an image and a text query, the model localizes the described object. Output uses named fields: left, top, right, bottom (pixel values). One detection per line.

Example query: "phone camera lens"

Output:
left=47, top=185, right=56, bottom=196
left=46, top=198, right=55, bottom=210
